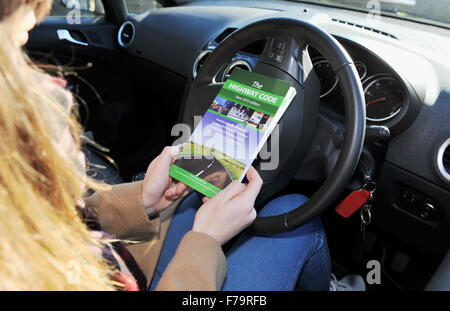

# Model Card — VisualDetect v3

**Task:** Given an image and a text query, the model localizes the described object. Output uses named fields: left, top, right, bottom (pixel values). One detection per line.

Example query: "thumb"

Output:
left=159, top=145, right=183, bottom=168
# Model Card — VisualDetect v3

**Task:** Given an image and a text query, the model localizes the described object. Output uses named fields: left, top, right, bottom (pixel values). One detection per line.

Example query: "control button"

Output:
left=274, top=40, right=285, bottom=52
left=401, top=190, right=416, bottom=206
left=274, top=52, right=283, bottom=63
left=268, top=51, right=283, bottom=63
left=418, top=201, right=436, bottom=220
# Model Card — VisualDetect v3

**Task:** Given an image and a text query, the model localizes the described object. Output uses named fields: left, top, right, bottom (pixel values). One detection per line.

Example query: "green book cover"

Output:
left=169, top=68, right=297, bottom=198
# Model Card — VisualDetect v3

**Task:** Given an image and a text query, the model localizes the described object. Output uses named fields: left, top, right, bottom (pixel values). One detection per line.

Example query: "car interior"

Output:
left=26, top=0, right=450, bottom=291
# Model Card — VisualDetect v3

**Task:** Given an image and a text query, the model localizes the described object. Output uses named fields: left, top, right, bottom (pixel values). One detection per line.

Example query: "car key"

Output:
left=360, top=183, right=376, bottom=240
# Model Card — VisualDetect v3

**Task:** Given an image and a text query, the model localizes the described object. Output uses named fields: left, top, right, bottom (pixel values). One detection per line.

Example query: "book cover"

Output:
left=169, top=68, right=297, bottom=198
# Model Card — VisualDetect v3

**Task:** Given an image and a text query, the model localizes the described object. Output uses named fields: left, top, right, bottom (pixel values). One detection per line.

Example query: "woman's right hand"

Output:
left=192, top=166, right=263, bottom=245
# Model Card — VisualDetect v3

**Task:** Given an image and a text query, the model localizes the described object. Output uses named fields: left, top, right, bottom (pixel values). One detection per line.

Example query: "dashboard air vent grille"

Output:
left=443, top=146, right=450, bottom=174
left=118, top=21, right=135, bottom=48
left=222, top=60, right=252, bottom=82
left=331, top=18, right=398, bottom=39
left=193, top=49, right=213, bottom=78
left=437, top=138, right=450, bottom=182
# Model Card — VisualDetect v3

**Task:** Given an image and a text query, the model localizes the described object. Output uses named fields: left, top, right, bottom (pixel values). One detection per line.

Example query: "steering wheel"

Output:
left=181, top=18, right=365, bottom=234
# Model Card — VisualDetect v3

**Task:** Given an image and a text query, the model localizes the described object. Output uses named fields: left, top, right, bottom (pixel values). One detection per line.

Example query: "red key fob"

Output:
left=335, top=189, right=370, bottom=218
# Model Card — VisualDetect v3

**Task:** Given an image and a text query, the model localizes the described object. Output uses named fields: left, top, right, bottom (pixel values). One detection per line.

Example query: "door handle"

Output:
left=57, top=29, right=88, bottom=47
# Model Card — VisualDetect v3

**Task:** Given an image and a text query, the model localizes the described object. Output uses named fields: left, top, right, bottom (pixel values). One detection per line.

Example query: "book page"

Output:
left=169, top=69, right=294, bottom=198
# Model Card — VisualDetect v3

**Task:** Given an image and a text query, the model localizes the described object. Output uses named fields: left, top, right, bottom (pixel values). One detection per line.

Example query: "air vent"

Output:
left=118, top=21, right=135, bottom=48
left=331, top=18, right=398, bottom=39
left=221, top=60, right=252, bottom=82
left=193, top=49, right=213, bottom=78
left=437, top=137, right=450, bottom=182
left=444, top=148, right=450, bottom=171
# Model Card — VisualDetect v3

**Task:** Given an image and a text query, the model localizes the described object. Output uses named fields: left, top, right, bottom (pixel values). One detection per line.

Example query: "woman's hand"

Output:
left=192, top=166, right=263, bottom=245
left=141, top=145, right=189, bottom=216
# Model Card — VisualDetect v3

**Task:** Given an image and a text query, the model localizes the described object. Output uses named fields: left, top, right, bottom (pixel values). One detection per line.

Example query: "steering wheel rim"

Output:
left=182, top=18, right=366, bottom=234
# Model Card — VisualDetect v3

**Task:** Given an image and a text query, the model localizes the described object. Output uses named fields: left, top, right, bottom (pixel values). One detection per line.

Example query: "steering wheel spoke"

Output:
left=256, top=28, right=309, bottom=86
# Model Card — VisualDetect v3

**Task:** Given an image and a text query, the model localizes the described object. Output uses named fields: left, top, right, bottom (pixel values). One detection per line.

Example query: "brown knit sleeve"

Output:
left=84, top=181, right=160, bottom=242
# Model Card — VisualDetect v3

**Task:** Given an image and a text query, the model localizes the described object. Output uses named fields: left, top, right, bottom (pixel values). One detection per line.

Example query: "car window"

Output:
left=125, top=0, right=163, bottom=15
left=49, top=0, right=105, bottom=20
left=287, top=0, right=449, bottom=27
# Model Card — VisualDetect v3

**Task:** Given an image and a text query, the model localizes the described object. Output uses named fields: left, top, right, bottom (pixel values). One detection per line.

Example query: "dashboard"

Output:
left=119, top=0, right=450, bottom=256
left=188, top=31, right=420, bottom=136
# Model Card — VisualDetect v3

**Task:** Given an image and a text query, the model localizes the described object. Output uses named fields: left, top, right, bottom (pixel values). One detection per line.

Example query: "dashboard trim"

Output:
left=192, top=49, right=214, bottom=79
left=437, top=137, right=450, bottom=182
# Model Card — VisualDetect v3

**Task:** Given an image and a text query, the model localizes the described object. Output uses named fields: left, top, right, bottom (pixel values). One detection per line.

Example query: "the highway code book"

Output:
left=169, top=68, right=296, bottom=198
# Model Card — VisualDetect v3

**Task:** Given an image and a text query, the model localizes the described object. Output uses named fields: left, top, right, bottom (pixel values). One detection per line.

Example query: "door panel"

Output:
left=24, top=3, right=186, bottom=180
left=25, top=16, right=137, bottom=171
left=27, top=17, right=118, bottom=52
left=27, top=17, right=121, bottom=110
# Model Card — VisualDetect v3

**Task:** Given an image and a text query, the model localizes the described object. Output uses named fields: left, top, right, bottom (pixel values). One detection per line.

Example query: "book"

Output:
left=169, top=68, right=297, bottom=198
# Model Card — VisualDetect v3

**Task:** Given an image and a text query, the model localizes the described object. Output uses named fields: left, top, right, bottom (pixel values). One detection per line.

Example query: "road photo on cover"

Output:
left=169, top=68, right=297, bottom=198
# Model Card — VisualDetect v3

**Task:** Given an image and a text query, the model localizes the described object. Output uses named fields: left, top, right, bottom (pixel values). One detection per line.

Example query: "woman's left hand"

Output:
left=141, top=145, right=189, bottom=216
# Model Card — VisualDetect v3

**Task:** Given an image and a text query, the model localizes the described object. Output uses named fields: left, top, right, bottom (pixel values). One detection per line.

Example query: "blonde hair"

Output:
left=0, top=0, right=117, bottom=290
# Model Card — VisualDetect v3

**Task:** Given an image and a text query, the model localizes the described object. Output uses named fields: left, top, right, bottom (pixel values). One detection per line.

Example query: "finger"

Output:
left=165, top=188, right=175, bottom=198
left=170, top=189, right=190, bottom=202
left=165, top=181, right=188, bottom=200
left=214, top=180, right=246, bottom=203
left=180, top=189, right=190, bottom=198
left=169, top=144, right=184, bottom=160
left=248, top=208, right=257, bottom=223
left=159, top=145, right=183, bottom=169
left=202, top=196, right=209, bottom=204
left=175, top=182, right=187, bottom=195
left=237, top=166, right=263, bottom=203
left=165, top=182, right=178, bottom=198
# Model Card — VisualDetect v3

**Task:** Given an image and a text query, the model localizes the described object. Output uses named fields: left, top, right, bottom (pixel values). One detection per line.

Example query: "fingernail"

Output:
left=170, top=144, right=183, bottom=157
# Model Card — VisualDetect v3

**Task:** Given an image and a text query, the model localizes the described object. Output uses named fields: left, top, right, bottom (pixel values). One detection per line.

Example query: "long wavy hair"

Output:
left=0, top=0, right=116, bottom=290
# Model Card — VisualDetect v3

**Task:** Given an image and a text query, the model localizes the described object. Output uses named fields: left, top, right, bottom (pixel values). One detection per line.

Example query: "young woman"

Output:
left=0, top=0, right=342, bottom=291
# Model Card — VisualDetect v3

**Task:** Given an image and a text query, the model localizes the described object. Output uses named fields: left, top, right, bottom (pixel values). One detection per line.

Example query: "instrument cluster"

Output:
left=309, top=45, right=406, bottom=124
